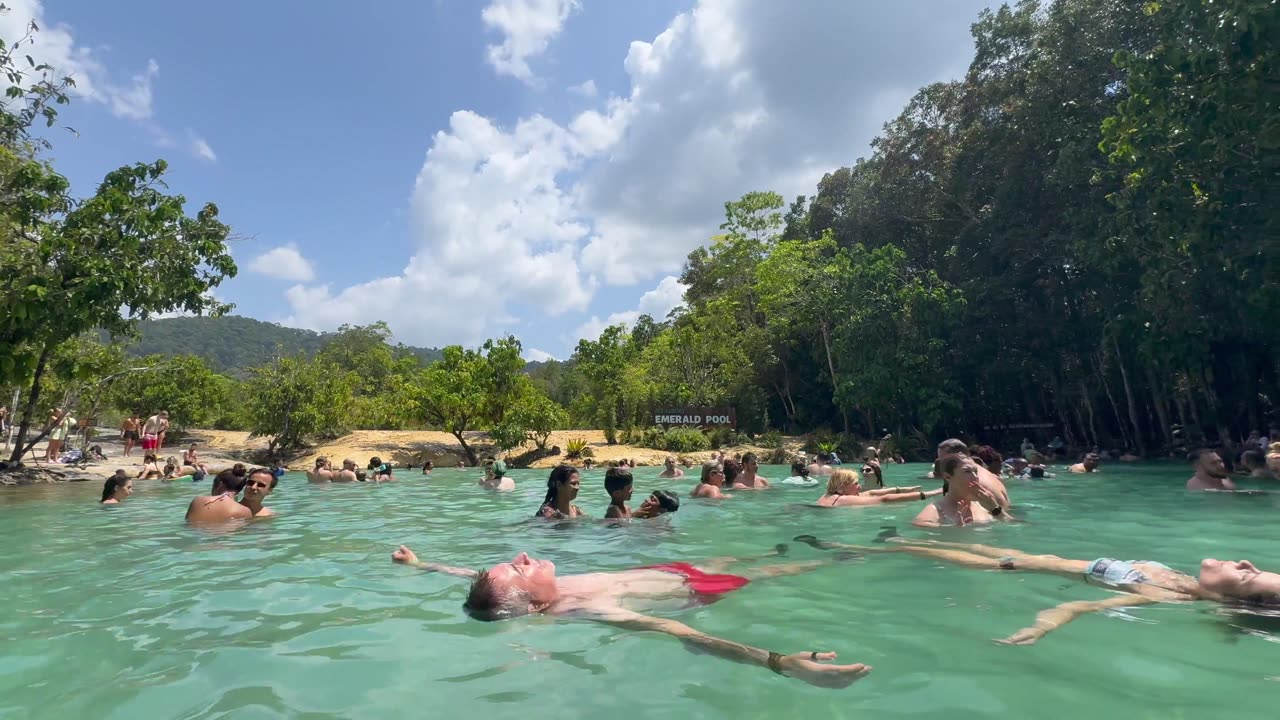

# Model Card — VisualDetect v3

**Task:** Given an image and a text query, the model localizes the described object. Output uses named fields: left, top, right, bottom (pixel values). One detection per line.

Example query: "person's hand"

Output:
left=995, top=626, right=1044, bottom=646
left=778, top=651, right=872, bottom=688
left=391, top=545, right=419, bottom=565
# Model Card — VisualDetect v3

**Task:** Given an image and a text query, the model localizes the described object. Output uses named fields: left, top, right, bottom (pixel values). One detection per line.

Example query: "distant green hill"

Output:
left=119, top=316, right=444, bottom=375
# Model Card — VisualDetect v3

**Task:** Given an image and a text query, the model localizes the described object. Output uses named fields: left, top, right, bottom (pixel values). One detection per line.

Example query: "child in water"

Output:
left=604, top=467, right=634, bottom=519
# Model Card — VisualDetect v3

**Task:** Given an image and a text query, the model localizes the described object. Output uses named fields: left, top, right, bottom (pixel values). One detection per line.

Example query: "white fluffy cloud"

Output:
left=482, top=0, right=580, bottom=82
left=567, top=79, right=596, bottom=97
left=526, top=348, right=557, bottom=362
left=574, top=275, right=687, bottom=342
left=190, top=135, right=217, bottom=163
left=284, top=0, right=989, bottom=351
left=0, top=1, right=159, bottom=120
left=248, top=244, right=315, bottom=282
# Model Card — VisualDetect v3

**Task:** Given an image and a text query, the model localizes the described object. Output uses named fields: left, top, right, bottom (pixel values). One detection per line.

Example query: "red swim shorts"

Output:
left=640, top=562, right=750, bottom=601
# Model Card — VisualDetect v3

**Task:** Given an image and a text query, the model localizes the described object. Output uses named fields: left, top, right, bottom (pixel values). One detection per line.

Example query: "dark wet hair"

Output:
left=973, top=445, right=1003, bottom=473
left=937, top=438, right=968, bottom=456
left=1187, top=448, right=1218, bottom=465
left=741, top=452, right=758, bottom=465
left=100, top=475, right=127, bottom=502
left=790, top=461, right=808, bottom=477
left=604, top=467, right=633, bottom=494
left=1029, top=466, right=1046, bottom=479
left=213, top=468, right=247, bottom=494
left=537, top=464, right=579, bottom=514
left=231, top=463, right=246, bottom=477
left=650, top=489, right=680, bottom=513
left=939, top=454, right=969, bottom=477
left=464, top=570, right=530, bottom=622
left=723, top=459, right=742, bottom=485
left=861, top=463, right=884, bottom=488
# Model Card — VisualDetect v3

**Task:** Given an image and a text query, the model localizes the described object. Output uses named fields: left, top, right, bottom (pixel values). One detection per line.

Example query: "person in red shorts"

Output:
left=390, top=544, right=871, bottom=688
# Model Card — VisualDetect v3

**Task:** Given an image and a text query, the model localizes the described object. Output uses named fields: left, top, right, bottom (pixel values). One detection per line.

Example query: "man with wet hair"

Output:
left=657, top=456, right=685, bottom=479
left=1069, top=453, right=1101, bottom=473
left=1186, top=448, right=1236, bottom=491
left=936, top=437, right=1011, bottom=508
left=733, top=452, right=770, bottom=489
left=388, top=544, right=870, bottom=688
left=240, top=467, right=278, bottom=517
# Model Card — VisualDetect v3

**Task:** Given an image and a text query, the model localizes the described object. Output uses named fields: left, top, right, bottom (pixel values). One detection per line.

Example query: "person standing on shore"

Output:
left=141, top=411, right=168, bottom=454
left=119, top=413, right=141, bottom=457
left=44, top=408, right=76, bottom=462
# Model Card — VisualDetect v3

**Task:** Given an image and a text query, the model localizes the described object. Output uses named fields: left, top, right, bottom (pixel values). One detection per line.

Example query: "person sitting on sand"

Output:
left=936, top=438, right=1011, bottom=510
left=186, top=469, right=252, bottom=523
left=479, top=459, right=515, bottom=492
left=137, top=454, right=162, bottom=480
left=795, top=533, right=1280, bottom=646
left=913, top=455, right=1008, bottom=527
left=182, top=444, right=209, bottom=475
left=389, top=544, right=871, bottom=688
left=1069, top=453, right=1101, bottom=474
left=307, top=457, right=335, bottom=483
left=100, top=472, right=133, bottom=504
left=783, top=462, right=818, bottom=486
left=692, top=461, right=732, bottom=499
left=240, top=468, right=277, bottom=517
left=537, top=465, right=584, bottom=519
left=733, top=453, right=771, bottom=490
left=604, top=467, right=634, bottom=519
left=632, top=489, right=681, bottom=519
left=1187, top=448, right=1236, bottom=491
left=814, top=468, right=940, bottom=508
left=657, top=456, right=685, bottom=479
left=805, top=453, right=835, bottom=478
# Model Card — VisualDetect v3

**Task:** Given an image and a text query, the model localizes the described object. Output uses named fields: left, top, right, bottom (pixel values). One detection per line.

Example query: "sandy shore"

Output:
left=2, top=427, right=255, bottom=482
left=2, top=427, right=804, bottom=482
left=193, top=428, right=803, bottom=470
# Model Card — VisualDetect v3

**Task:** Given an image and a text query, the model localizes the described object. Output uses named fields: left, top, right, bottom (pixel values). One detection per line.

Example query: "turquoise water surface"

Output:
left=2, top=463, right=1278, bottom=719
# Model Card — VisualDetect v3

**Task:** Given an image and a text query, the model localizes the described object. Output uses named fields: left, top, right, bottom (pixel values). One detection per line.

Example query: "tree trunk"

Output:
left=1098, top=358, right=1131, bottom=451
left=8, top=342, right=52, bottom=464
left=453, top=431, right=477, bottom=466
left=1113, top=337, right=1146, bottom=455
left=1144, top=364, right=1171, bottom=447
left=1079, top=380, right=1099, bottom=447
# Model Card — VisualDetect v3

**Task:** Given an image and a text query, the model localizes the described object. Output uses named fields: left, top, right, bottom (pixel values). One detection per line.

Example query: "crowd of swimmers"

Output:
left=87, top=428, right=1280, bottom=688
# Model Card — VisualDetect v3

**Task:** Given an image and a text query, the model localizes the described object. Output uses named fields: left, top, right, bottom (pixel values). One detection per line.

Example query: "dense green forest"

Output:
left=533, top=0, right=1279, bottom=456
left=119, top=316, right=444, bottom=376
left=3, top=0, right=1276, bottom=466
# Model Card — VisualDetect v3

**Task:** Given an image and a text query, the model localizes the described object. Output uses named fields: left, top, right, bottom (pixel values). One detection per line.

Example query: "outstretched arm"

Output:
left=997, top=594, right=1163, bottom=646
left=584, top=607, right=870, bottom=688
left=866, top=485, right=921, bottom=496
left=391, top=545, right=478, bottom=578
left=877, top=489, right=943, bottom=504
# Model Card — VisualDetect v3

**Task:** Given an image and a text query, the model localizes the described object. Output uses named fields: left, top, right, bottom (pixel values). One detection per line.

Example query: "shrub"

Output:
left=565, top=437, right=595, bottom=459
left=760, top=430, right=784, bottom=448
left=662, top=426, right=711, bottom=453
left=762, top=446, right=792, bottom=465
left=707, top=426, right=742, bottom=449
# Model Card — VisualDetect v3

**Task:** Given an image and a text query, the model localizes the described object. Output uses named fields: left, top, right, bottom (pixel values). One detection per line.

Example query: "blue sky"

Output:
left=11, top=0, right=993, bottom=361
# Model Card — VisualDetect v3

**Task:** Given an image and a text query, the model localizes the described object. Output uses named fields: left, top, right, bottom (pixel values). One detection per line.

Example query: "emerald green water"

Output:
left=2, top=463, right=1278, bottom=719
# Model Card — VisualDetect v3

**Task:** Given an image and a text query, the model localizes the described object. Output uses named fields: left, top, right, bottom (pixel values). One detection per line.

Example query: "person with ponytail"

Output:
left=536, top=465, right=584, bottom=519
left=100, top=471, right=133, bottom=504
